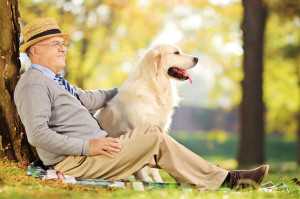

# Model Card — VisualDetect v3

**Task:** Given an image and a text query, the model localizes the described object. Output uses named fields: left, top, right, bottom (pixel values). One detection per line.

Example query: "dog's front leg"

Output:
left=133, top=169, right=151, bottom=182
left=149, top=168, right=163, bottom=182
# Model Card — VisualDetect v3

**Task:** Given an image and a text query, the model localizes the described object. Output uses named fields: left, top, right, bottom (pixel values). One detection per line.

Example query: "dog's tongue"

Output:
left=184, top=70, right=192, bottom=84
left=187, top=73, right=192, bottom=84
left=171, top=68, right=192, bottom=84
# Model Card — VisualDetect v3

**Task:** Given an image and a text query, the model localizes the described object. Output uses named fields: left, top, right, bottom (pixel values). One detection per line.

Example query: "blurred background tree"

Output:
left=237, top=0, right=266, bottom=166
left=0, top=0, right=299, bottom=167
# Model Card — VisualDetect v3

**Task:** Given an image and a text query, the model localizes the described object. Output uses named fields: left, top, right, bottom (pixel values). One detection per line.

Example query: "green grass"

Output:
left=0, top=134, right=299, bottom=198
left=172, top=132, right=297, bottom=163
left=0, top=161, right=299, bottom=199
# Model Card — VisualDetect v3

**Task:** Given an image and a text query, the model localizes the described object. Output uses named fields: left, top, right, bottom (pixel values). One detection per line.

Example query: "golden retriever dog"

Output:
left=95, top=44, right=198, bottom=182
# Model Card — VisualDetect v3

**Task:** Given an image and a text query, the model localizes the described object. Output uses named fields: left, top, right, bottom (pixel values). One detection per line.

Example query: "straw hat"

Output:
left=19, top=17, right=70, bottom=53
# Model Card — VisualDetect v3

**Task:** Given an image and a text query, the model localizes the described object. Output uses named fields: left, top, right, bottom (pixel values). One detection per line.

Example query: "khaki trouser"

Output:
left=54, top=123, right=228, bottom=189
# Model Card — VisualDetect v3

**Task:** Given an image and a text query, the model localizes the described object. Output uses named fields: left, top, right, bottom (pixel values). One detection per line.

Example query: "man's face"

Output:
left=32, top=36, right=67, bottom=74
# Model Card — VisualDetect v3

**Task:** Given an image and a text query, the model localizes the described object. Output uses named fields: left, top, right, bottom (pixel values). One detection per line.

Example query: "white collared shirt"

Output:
left=30, top=64, right=57, bottom=80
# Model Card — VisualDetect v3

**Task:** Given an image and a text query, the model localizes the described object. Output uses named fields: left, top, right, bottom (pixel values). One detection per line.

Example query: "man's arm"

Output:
left=15, top=84, right=89, bottom=156
left=74, top=87, right=118, bottom=111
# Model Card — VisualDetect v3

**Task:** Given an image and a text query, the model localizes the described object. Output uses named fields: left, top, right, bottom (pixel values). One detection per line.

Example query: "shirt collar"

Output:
left=30, top=64, right=57, bottom=80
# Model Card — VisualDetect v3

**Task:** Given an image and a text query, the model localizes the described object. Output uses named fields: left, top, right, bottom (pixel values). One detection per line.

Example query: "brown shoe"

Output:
left=230, top=165, right=269, bottom=189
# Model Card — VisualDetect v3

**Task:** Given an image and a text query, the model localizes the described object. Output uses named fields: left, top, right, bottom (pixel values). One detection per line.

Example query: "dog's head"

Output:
left=142, top=44, right=198, bottom=84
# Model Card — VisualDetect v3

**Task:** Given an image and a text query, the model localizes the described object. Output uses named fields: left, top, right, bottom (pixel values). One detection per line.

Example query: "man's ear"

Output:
left=30, top=46, right=40, bottom=58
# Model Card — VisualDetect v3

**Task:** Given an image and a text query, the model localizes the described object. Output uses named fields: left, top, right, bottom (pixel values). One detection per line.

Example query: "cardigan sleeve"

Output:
left=74, top=87, right=118, bottom=111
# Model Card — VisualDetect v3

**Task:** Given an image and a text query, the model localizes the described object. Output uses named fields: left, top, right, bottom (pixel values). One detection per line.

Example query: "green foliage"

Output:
left=17, top=0, right=300, bottom=138
left=18, top=0, right=165, bottom=89
left=264, top=3, right=300, bottom=137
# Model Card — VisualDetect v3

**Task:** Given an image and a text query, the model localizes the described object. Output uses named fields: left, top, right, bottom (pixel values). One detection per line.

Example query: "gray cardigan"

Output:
left=14, top=69, right=118, bottom=166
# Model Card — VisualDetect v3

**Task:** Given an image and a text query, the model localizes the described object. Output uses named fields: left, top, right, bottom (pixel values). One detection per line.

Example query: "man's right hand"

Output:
left=89, top=137, right=122, bottom=158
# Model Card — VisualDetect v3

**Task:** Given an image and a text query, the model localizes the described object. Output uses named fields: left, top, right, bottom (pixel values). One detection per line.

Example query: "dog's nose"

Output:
left=193, top=57, right=198, bottom=63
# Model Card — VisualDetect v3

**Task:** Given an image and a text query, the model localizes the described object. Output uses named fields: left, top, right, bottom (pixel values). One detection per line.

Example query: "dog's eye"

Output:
left=174, top=51, right=180, bottom=55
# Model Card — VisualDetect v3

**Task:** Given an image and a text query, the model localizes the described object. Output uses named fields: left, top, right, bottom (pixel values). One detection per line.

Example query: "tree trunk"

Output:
left=237, top=0, right=267, bottom=166
left=0, top=0, right=37, bottom=165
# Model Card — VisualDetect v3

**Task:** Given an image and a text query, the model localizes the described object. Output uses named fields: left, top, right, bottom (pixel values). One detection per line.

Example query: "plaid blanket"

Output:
left=27, top=162, right=193, bottom=191
left=27, top=162, right=289, bottom=192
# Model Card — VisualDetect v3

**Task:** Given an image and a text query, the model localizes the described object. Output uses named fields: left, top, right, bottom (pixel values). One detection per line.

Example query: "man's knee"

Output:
left=122, top=132, right=170, bottom=151
left=148, top=124, right=163, bottom=133
left=140, top=123, right=163, bottom=134
left=147, top=132, right=169, bottom=143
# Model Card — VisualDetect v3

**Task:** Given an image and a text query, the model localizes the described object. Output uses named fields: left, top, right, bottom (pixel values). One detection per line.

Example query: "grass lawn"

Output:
left=0, top=133, right=299, bottom=198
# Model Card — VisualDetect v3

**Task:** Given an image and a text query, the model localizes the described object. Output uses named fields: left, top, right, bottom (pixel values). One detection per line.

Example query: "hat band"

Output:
left=27, top=29, right=62, bottom=42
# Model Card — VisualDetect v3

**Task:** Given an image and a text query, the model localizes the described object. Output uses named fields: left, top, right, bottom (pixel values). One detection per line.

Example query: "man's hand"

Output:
left=89, top=137, right=122, bottom=158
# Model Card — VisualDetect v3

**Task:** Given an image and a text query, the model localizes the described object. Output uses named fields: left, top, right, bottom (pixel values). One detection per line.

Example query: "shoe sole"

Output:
left=258, top=165, right=269, bottom=188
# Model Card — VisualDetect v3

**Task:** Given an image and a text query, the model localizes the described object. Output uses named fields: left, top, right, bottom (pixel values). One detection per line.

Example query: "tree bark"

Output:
left=237, top=0, right=267, bottom=166
left=0, top=0, right=37, bottom=165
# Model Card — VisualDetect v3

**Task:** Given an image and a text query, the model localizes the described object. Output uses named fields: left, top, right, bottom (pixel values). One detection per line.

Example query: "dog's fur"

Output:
left=95, top=44, right=198, bottom=182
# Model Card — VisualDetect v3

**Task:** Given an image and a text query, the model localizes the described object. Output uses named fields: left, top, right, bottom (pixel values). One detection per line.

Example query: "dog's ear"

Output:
left=154, top=49, right=161, bottom=75
left=139, top=46, right=161, bottom=76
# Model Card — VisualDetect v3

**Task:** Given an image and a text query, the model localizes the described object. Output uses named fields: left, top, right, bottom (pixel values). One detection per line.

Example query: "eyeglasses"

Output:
left=34, top=41, right=70, bottom=49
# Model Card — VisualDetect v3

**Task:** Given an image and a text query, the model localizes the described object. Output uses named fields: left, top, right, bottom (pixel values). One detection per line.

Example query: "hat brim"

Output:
left=19, top=33, right=70, bottom=53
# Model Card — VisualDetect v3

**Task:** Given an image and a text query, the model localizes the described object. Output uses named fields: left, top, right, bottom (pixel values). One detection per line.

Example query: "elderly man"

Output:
left=14, top=17, right=269, bottom=190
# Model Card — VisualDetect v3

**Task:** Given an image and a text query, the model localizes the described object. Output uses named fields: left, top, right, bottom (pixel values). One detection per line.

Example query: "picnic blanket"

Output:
left=27, top=162, right=193, bottom=191
left=27, top=162, right=291, bottom=192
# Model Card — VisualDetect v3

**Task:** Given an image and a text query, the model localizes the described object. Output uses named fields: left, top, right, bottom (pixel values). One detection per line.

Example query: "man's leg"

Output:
left=118, top=122, right=163, bottom=140
left=118, top=123, right=164, bottom=182
left=54, top=132, right=228, bottom=189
